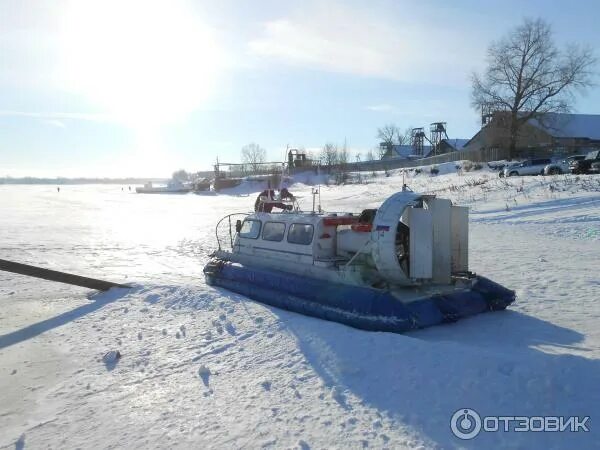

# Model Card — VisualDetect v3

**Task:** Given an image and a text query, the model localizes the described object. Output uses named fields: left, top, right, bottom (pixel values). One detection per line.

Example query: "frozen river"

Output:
left=0, top=184, right=243, bottom=286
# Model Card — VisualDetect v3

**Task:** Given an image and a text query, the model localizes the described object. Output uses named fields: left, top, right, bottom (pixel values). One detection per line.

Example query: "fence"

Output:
left=216, top=146, right=558, bottom=179
left=289, top=147, right=511, bottom=175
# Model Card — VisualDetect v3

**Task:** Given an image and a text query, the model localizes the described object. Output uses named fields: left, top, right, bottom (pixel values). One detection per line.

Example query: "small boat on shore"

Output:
left=204, top=187, right=515, bottom=333
left=135, top=180, right=192, bottom=194
left=192, top=178, right=212, bottom=193
left=213, top=177, right=242, bottom=191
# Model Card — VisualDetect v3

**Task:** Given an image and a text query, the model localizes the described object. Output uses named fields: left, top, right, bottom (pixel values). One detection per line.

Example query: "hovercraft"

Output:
left=204, top=186, right=515, bottom=333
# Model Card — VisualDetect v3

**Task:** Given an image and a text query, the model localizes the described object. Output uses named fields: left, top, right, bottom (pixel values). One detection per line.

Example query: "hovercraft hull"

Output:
left=204, top=260, right=515, bottom=333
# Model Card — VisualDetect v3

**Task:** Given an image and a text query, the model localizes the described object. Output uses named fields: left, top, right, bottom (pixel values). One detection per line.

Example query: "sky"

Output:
left=1, top=0, right=599, bottom=178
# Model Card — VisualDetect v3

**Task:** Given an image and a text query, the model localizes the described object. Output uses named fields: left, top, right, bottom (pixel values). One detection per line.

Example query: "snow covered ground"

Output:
left=1, top=167, right=599, bottom=449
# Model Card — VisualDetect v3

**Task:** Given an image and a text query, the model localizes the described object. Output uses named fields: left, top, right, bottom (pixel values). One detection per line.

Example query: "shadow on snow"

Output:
left=153, top=284, right=599, bottom=449
left=269, top=306, right=599, bottom=449
left=0, top=287, right=128, bottom=350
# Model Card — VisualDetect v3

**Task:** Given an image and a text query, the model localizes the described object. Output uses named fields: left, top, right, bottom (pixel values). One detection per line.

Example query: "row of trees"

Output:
left=319, top=142, right=350, bottom=167
left=239, top=141, right=372, bottom=173
left=236, top=141, right=412, bottom=171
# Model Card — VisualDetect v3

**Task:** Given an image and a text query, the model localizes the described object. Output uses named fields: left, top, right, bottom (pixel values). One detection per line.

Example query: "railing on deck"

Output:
left=215, top=213, right=249, bottom=251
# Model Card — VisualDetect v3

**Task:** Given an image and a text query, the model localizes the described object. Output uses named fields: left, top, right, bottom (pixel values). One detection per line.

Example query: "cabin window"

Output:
left=287, top=223, right=314, bottom=245
left=262, top=222, right=286, bottom=242
left=239, top=219, right=261, bottom=239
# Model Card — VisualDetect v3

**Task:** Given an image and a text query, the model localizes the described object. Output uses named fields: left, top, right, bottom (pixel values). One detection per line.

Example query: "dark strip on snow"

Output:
left=0, top=258, right=130, bottom=292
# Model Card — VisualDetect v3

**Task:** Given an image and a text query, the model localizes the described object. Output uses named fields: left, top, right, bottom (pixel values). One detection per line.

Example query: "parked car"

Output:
left=488, top=161, right=507, bottom=171
left=543, top=155, right=586, bottom=175
left=503, top=158, right=552, bottom=177
left=570, top=150, right=600, bottom=174
left=497, top=161, right=517, bottom=177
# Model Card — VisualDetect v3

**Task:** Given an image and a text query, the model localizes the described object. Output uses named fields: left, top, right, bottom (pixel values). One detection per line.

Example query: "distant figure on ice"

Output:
left=57, top=187, right=60, bottom=193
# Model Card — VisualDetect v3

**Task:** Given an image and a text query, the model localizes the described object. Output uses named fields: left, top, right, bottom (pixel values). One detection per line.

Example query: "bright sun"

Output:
left=59, top=0, right=223, bottom=174
left=60, top=0, right=221, bottom=126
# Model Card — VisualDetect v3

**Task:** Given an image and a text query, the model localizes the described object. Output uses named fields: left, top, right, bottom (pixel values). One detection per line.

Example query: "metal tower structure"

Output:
left=411, top=127, right=426, bottom=157
left=430, top=122, right=448, bottom=156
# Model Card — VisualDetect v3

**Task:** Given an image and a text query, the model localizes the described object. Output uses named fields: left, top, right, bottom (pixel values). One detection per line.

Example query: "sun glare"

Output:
left=58, top=0, right=222, bottom=174
left=60, top=0, right=221, bottom=125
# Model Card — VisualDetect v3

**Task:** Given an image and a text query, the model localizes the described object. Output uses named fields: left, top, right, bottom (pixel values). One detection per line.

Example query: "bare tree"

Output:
left=398, top=126, right=414, bottom=146
left=472, top=18, right=596, bottom=158
left=338, top=142, right=349, bottom=166
left=320, top=143, right=338, bottom=167
left=377, top=124, right=399, bottom=148
left=377, top=124, right=413, bottom=158
left=355, top=153, right=363, bottom=183
left=241, top=143, right=266, bottom=174
left=172, top=169, right=190, bottom=182
left=336, top=142, right=350, bottom=184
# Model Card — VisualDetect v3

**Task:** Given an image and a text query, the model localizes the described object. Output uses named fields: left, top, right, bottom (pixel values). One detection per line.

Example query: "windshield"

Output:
left=585, top=151, right=599, bottom=160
